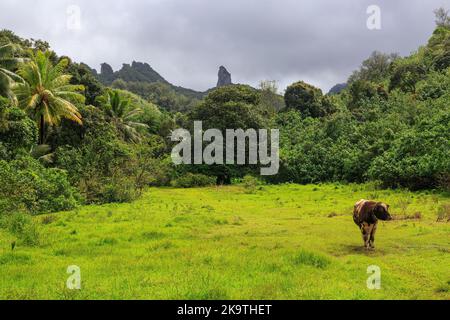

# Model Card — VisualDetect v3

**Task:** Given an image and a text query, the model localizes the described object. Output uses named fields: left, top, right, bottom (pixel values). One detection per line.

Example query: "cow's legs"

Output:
left=360, top=223, right=374, bottom=250
left=369, top=223, right=378, bottom=249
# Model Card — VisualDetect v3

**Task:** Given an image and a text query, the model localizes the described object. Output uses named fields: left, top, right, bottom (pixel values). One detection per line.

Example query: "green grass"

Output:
left=0, top=183, right=449, bottom=300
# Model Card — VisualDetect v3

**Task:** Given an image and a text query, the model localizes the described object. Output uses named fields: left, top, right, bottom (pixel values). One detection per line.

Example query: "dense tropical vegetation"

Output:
left=0, top=9, right=449, bottom=221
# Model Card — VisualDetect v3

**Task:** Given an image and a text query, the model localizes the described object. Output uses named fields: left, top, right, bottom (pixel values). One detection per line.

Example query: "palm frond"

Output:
left=50, top=74, right=72, bottom=88
left=48, top=57, right=69, bottom=82
left=0, top=67, right=24, bottom=82
left=14, top=51, right=83, bottom=130
left=124, top=108, right=143, bottom=119
left=126, top=121, right=149, bottom=129
left=55, top=91, right=85, bottom=104
left=51, top=97, right=82, bottom=125
left=30, top=144, right=52, bottom=158
left=30, top=144, right=54, bottom=164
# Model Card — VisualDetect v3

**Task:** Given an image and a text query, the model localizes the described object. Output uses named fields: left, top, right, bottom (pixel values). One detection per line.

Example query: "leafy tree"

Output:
left=434, top=7, right=450, bottom=28
left=29, top=38, right=51, bottom=53
left=259, top=80, right=285, bottom=115
left=131, top=136, right=171, bottom=190
left=417, top=69, right=450, bottom=100
left=96, top=89, right=149, bottom=142
left=188, top=84, right=267, bottom=184
left=0, top=96, right=8, bottom=131
left=66, top=62, right=104, bottom=105
left=54, top=105, right=132, bottom=203
left=347, top=80, right=387, bottom=113
left=13, top=51, right=85, bottom=144
left=369, top=110, right=450, bottom=189
left=389, top=57, right=427, bottom=93
left=348, top=51, right=398, bottom=83
left=0, top=30, right=31, bottom=47
left=0, top=100, right=37, bottom=158
left=284, top=81, right=335, bottom=118
left=192, top=84, right=265, bottom=131
left=425, top=24, right=450, bottom=71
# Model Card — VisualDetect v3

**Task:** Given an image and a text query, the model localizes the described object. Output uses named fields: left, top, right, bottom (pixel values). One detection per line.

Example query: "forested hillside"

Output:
left=275, top=24, right=450, bottom=189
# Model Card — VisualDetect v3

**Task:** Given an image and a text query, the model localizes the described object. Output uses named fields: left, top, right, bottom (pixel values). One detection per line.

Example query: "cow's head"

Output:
left=374, top=202, right=392, bottom=221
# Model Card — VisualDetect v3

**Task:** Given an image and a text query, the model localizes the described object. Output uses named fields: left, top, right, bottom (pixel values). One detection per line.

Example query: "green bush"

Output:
left=416, top=69, right=450, bottom=100
left=242, top=175, right=260, bottom=194
left=171, top=173, right=216, bottom=188
left=389, top=57, right=427, bottom=93
left=102, top=174, right=141, bottom=203
left=55, top=129, right=170, bottom=203
left=436, top=204, right=450, bottom=222
left=347, top=80, right=387, bottom=113
left=369, top=111, right=450, bottom=189
left=0, top=104, right=37, bottom=159
left=131, top=138, right=173, bottom=189
left=0, top=213, right=40, bottom=246
left=54, top=109, right=133, bottom=203
left=0, top=156, right=79, bottom=214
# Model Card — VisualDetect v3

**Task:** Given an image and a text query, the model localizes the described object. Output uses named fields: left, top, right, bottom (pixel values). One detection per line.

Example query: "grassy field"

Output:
left=0, top=183, right=449, bottom=300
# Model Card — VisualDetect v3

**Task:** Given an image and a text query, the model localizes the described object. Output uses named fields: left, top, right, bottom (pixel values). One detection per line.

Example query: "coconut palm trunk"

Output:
left=39, top=114, right=45, bottom=144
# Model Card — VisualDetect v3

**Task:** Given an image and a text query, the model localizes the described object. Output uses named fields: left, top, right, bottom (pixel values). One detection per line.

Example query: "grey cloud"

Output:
left=1, top=0, right=448, bottom=92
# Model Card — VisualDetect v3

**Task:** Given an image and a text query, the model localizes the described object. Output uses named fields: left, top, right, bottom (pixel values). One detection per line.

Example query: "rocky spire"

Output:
left=216, top=66, right=232, bottom=87
left=100, top=63, right=114, bottom=77
left=99, top=63, right=115, bottom=83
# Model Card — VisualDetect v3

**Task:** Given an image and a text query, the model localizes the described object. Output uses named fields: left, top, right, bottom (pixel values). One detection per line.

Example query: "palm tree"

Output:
left=98, top=90, right=148, bottom=142
left=0, top=42, right=24, bottom=102
left=13, top=50, right=85, bottom=144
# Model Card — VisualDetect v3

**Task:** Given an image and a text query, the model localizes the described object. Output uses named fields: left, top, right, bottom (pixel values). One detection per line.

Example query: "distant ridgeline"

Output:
left=95, top=61, right=202, bottom=98
left=327, top=83, right=347, bottom=95
left=90, top=61, right=234, bottom=111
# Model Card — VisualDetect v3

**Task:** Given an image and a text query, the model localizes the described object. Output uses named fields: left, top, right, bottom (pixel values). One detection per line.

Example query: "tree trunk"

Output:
left=39, top=115, right=45, bottom=145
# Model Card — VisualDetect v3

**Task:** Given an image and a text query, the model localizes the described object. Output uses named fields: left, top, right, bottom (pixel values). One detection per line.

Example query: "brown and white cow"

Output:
left=353, top=199, right=392, bottom=249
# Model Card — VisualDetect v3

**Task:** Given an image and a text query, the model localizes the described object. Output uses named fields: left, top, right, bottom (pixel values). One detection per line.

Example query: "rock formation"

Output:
left=216, top=66, right=232, bottom=87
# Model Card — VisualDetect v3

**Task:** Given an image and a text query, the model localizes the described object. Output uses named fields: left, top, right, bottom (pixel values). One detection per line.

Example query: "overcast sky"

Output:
left=0, top=0, right=448, bottom=92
